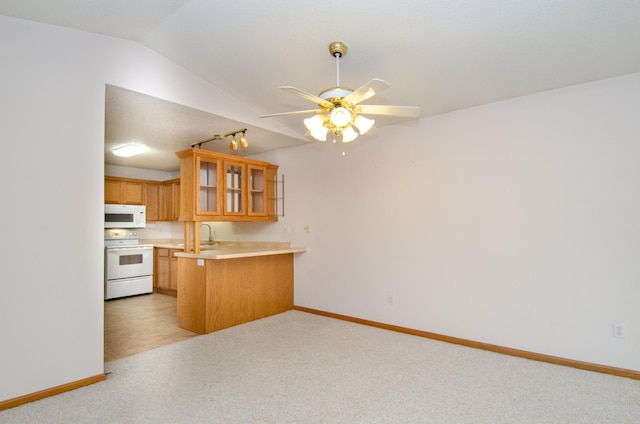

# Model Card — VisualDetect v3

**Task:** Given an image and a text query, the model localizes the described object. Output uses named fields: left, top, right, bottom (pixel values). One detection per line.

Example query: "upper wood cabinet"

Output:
left=176, top=148, right=278, bottom=222
left=105, top=176, right=180, bottom=222
left=105, top=177, right=145, bottom=205
left=162, top=179, right=180, bottom=221
left=145, top=182, right=161, bottom=220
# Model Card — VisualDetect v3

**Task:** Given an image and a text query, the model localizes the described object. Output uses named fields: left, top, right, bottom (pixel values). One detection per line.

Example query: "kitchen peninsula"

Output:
left=174, top=243, right=306, bottom=334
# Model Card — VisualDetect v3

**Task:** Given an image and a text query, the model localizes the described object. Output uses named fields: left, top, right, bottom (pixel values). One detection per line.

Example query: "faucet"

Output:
left=200, top=223, right=215, bottom=245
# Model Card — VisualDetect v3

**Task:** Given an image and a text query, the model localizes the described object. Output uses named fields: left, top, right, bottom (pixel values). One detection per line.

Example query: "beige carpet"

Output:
left=2, top=310, right=639, bottom=423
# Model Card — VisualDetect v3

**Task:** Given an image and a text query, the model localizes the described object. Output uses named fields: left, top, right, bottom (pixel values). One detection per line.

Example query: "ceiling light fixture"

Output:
left=191, top=128, right=249, bottom=151
left=261, top=41, right=421, bottom=144
left=306, top=42, right=375, bottom=143
left=112, top=143, right=147, bottom=157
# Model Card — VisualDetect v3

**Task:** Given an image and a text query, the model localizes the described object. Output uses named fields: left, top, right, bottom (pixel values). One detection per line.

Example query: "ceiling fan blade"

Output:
left=358, top=104, right=421, bottom=118
left=279, top=86, right=333, bottom=108
left=343, top=78, right=390, bottom=105
left=260, top=109, right=323, bottom=118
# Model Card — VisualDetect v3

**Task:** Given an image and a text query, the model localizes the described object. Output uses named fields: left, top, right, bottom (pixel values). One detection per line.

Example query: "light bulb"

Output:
left=330, top=107, right=351, bottom=128
left=342, top=125, right=358, bottom=142
left=229, top=138, right=238, bottom=150
left=354, top=115, right=375, bottom=134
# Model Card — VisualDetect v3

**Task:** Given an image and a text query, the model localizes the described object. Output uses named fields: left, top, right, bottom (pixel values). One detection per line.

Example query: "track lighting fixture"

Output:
left=191, top=128, right=249, bottom=151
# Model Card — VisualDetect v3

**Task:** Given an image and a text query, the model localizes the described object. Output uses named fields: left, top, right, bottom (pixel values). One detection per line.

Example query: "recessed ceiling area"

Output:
left=104, top=85, right=307, bottom=172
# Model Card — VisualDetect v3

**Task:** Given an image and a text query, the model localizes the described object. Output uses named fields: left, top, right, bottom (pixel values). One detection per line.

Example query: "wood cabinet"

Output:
left=145, top=182, right=161, bottom=221
left=162, top=179, right=180, bottom=221
left=176, top=148, right=278, bottom=222
left=105, top=177, right=145, bottom=205
left=177, top=254, right=294, bottom=334
left=105, top=177, right=180, bottom=222
left=154, top=247, right=181, bottom=296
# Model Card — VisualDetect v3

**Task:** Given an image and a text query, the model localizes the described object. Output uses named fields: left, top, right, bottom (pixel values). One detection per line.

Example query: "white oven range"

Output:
left=104, top=229, right=153, bottom=300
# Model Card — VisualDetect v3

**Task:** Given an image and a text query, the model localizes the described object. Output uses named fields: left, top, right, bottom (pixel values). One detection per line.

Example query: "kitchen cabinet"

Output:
left=154, top=247, right=181, bottom=296
left=176, top=148, right=278, bottom=223
left=162, top=179, right=180, bottom=221
left=145, top=182, right=161, bottom=221
left=177, top=253, right=294, bottom=334
left=224, top=159, right=246, bottom=216
left=104, top=177, right=180, bottom=222
left=105, top=177, right=145, bottom=205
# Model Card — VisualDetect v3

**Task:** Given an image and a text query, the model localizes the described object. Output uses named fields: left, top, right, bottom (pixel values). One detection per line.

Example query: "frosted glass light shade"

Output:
left=304, top=115, right=325, bottom=132
left=342, top=125, right=358, bottom=142
left=354, top=115, right=375, bottom=134
left=305, top=115, right=328, bottom=141
left=113, top=143, right=146, bottom=157
left=310, top=127, right=328, bottom=141
left=330, top=107, right=351, bottom=127
left=239, top=135, right=249, bottom=148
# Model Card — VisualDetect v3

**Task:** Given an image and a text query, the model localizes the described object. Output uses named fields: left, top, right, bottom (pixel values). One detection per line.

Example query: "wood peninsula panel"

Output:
left=177, top=258, right=207, bottom=334
left=177, top=254, right=294, bottom=334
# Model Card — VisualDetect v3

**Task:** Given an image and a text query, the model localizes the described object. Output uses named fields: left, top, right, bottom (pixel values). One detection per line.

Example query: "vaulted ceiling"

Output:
left=2, top=1, right=640, bottom=171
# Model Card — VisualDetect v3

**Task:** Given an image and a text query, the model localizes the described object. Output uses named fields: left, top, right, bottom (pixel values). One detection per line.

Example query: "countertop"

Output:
left=143, top=240, right=306, bottom=260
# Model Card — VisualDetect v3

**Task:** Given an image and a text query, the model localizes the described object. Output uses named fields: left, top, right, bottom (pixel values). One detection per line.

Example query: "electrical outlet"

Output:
left=613, top=322, right=626, bottom=339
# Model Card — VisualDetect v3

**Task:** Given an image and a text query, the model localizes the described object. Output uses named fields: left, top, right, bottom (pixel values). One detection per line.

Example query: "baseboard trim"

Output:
left=293, top=306, right=640, bottom=381
left=154, top=287, right=177, bottom=297
left=0, top=373, right=106, bottom=411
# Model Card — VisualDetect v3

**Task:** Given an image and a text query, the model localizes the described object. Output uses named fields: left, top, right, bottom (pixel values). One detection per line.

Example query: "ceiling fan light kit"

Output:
left=261, top=41, right=421, bottom=144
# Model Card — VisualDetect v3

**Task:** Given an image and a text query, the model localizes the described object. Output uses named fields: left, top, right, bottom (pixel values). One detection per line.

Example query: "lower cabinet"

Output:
left=177, top=254, right=294, bottom=334
left=154, top=247, right=181, bottom=296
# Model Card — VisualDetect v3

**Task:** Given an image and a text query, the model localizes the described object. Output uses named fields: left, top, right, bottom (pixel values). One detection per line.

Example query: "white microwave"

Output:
left=104, top=204, right=146, bottom=228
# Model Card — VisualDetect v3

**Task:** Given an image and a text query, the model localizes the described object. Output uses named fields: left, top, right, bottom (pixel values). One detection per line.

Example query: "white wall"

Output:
left=0, top=15, right=291, bottom=402
left=1, top=14, right=638, bottom=404
left=256, top=73, right=640, bottom=371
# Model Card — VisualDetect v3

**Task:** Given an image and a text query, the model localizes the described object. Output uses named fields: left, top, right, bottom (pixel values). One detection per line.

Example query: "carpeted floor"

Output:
left=2, top=310, right=639, bottom=423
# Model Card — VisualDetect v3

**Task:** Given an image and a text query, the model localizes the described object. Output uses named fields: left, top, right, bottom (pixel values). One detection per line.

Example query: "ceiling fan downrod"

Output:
left=329, top=41, right=347, bottom=88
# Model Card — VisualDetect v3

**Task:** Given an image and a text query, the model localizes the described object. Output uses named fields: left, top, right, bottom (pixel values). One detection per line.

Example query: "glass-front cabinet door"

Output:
left=248, top=165, right=267, bottom=216
left=196, top=156, right=222, bottom=216
left=224, top=161, right=246, bottom=216
left=176, top=148, right=278, bottom=223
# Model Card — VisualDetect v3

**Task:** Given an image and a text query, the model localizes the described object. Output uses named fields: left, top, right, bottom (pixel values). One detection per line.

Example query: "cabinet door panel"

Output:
left=196, top=157, right=222, bottom=215
left=224, top=161, right=246, bottom=216
left=248, top=165, right=266, bottom=216
left=154, top=248, right=170, bottom=290
left=104, top=180, right=122, bottom=204
left=145, top=183, right=160, bottom=221
left=122, top=181, right=145, bottom=205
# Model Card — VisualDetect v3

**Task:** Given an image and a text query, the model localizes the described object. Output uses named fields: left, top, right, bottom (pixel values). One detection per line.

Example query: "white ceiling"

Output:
left=3, top=0, right=640, bottom=171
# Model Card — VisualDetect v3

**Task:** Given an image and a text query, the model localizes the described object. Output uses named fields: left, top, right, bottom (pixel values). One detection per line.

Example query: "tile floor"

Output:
left=104, top=292, right=198, bottom=362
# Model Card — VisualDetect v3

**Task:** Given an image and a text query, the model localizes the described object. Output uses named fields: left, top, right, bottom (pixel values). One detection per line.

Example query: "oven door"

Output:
left=105, top=245, right=153, bottom=280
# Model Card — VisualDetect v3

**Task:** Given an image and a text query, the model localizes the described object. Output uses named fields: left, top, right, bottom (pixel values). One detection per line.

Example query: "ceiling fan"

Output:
left=260, top=41, right=421, bottom=143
